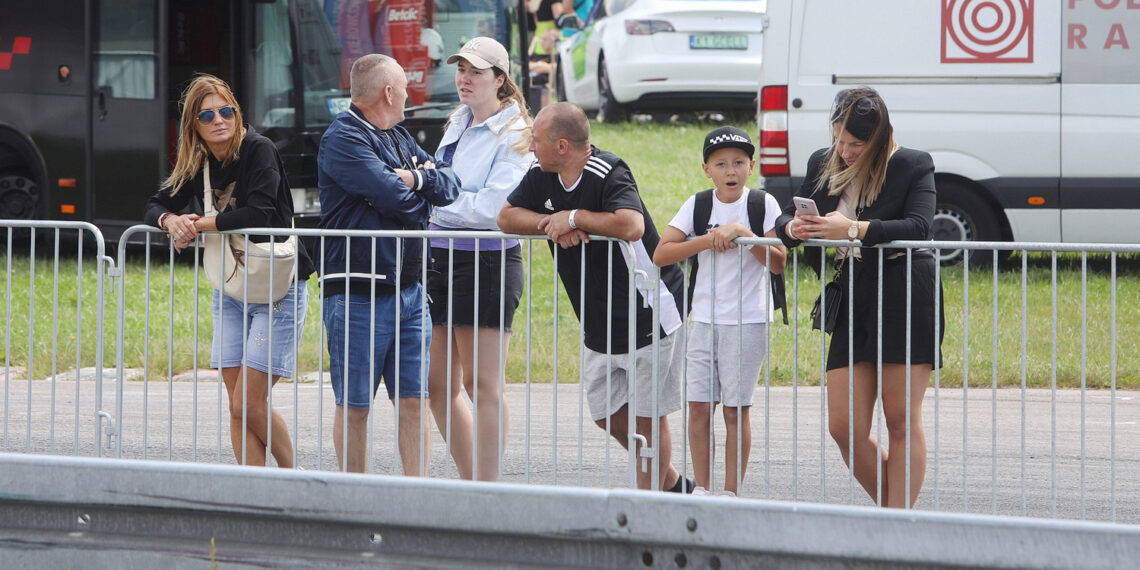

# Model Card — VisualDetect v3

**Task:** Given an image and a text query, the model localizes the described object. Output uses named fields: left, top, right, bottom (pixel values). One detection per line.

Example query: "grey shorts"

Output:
left=581, top=332, right=683, bottom=421
left=685, top=322, right=768, bottom=407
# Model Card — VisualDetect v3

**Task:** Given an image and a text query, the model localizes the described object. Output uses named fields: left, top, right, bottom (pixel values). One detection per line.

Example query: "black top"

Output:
left=506, top=147, right=686, bottom=353
left=536, top=0, right=557, bottom=21
left=774, top=146, right=937, bottom=275
left=143, top=126, right=315, bottom=279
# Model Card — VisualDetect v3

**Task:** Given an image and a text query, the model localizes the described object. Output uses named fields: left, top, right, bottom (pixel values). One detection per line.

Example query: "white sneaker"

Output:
left=714, top=490, right=736, bottom=498
left=692, top=486, right=712, bottom=496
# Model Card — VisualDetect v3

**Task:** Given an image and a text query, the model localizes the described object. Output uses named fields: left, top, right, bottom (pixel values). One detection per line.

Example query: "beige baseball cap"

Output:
left=446, top=37, right=510, bottom=75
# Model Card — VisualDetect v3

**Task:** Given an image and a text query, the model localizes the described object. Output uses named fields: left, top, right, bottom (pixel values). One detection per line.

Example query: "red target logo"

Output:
left=942, top=0, right=1033, bottom=63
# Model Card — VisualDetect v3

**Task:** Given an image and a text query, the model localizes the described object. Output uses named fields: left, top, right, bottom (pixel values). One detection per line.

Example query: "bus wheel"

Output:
left=0, top=172, right=38, bottom=219
left=933, top=180, right=1005, bottom=268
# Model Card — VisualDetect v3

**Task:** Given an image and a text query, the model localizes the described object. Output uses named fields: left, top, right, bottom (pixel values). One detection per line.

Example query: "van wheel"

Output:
left=933, top=180, right=1005, bottom=267
left=597, top=59, right=628, bottom=123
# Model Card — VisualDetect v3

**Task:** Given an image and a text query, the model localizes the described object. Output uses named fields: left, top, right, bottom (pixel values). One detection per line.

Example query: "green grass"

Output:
left=2, top=121, right=1139, bottom=388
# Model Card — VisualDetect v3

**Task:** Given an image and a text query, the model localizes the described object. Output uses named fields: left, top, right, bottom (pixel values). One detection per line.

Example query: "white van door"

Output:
left=1059, top=2, right=1140, bottom=244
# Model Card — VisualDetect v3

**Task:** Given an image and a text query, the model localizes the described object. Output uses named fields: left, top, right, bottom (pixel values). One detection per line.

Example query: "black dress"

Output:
left=775, top=147, right=944, bottom=370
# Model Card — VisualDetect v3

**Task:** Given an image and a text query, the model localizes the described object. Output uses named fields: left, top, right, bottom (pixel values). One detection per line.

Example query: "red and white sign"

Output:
left=942, top=0, right=1034, bottom=63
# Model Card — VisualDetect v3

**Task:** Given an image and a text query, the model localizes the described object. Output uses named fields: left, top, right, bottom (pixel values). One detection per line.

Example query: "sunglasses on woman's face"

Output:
left=197, top=105, right=236, bottom=124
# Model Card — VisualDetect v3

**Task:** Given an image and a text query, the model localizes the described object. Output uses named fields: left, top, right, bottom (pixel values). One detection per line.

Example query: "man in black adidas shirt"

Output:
left=498, top=103, right=691, bottom=493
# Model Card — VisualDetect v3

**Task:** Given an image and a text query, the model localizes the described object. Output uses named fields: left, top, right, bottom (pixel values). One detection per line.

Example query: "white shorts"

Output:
left=685, top=322, right=768, bottom=407
left=581, top=332, right=683, bottom=422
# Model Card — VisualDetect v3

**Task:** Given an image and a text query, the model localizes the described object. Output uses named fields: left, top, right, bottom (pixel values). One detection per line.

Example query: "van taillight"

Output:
left=759, top=85, right=789, bottom=177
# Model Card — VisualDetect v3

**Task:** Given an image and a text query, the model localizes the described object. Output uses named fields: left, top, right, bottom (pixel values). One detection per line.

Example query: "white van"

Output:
left=758, top=0, right=1140, bottom=262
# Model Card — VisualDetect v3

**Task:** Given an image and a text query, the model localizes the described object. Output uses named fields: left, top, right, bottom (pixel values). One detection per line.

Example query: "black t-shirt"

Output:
left=536, top=0, right=557, bottom=21
left=506, top=147, right=685, bottom=353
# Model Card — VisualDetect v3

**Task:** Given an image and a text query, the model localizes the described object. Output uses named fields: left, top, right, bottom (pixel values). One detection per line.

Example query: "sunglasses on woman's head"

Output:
left=197, top=106, right=236, bottom=124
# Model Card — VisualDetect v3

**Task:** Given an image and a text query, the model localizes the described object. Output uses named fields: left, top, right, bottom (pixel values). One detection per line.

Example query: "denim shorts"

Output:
left=323, top=284, right=430, bottom=407
left=211, top=282, right=308, bottom=377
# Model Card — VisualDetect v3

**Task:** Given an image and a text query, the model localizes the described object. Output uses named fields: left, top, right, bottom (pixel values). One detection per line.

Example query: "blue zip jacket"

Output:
left=317, top=104, right=460, bottom=295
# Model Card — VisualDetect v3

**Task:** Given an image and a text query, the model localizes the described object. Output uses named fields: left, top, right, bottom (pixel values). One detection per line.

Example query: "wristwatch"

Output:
left=848, top=220, right=859, bottom=240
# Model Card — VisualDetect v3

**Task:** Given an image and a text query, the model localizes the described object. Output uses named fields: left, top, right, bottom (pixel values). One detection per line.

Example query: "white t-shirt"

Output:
left=667, top=187, right=781, bottom=324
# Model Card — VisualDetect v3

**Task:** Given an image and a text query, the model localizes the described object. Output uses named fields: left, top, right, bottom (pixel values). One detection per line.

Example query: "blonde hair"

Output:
left=444, top=67, right=534, bottom=155
left=815, top=87, right=894, bottom=209
left=162, top=74, right=246, bottom=194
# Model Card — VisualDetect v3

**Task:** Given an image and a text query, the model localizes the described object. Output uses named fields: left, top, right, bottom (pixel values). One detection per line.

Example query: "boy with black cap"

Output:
left=653, top=126, right=786, bottom=497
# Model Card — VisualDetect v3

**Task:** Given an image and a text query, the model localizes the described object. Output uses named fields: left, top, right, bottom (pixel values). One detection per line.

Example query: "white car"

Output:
left=554, top=0, right=765, bottom=121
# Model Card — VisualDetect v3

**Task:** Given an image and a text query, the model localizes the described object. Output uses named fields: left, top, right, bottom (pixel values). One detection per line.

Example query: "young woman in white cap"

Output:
left=426, top=37, right=533, bottom=481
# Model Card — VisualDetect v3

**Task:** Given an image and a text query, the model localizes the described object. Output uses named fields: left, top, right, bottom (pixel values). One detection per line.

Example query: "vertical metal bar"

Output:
left=624, top=241, right=637, bottom=490
left=317, top=235, right=327, bottom=469
left=24, top=230, right=35, bottom=452
left=846, top=252, right=854, bottom=505
left=524, top=238, right=533, bottom=484
left=1050, top=250, right=1058, bottom=518
left=240, top=234, right=252, bottom=466
left=1079, top=252, right=1087, bottom=519
left=961, top=249, right=970, bottom=513
left=192, top=238, right=200, bottom=462
left=875, top=249, right=884, bottom=508
left=791, top=248, right=799, bottom=501
left=444, top=238, right=455, bottom=479
left=498, top=242, right=508, bottom=481
left=991, top=249, right=999, bottom=514
left=167, top=235, right=177, bottom=462
left=1026, top=249, right=1035, bottom=517
left=473, top=237, right=482, bottom=480
left=1110, top=252, right=1117, bottom=523
left=4, top=228, right=12, bottom=451
left=818, top=248, right=827, bottom=503
left=73, top=231, right=83, bottom=456
left=933, top=248, right=942, bottom=511
left=551, top=245, right=559, bottom=486
left=378, top=236, right=386, bottom=473
left=141, top=237, right=154, bottom=459
left=50, top=229, right=60, bottom=452
left=418, top=236, right=430, bottom=478
left=904, top=250, right=912, bottom=510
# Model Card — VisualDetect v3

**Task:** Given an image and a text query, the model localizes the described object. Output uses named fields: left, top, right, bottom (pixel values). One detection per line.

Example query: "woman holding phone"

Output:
left=775, top=86, right=944, bottom=508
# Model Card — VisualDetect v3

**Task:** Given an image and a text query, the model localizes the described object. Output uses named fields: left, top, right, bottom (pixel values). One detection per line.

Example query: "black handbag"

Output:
left=810, top=270, right=844, bottom=334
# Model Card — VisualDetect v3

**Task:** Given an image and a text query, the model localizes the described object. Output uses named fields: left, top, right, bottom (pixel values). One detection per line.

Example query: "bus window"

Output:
left=95, top=0, right=157, bottom=100
left=251, top=0, right=297, bottom=129
left=292, top=0, right=521, bottom=130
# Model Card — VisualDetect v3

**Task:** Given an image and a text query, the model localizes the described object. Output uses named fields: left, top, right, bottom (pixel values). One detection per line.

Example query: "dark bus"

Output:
left=0, top=0, right=527, bottom=241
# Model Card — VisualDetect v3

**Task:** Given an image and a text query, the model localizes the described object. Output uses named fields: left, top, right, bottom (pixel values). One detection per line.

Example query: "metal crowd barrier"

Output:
left=0, top=221, right=111, bottom=458
left=1, top=222, right=1137, bottom=528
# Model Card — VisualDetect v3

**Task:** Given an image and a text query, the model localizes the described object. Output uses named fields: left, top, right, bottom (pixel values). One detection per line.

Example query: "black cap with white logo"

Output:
left=702, top=126, right=755, bottom=162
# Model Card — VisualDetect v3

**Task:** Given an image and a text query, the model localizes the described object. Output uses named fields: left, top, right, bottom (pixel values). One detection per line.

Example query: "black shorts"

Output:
left=827, top=253, right=944, bottom=371
left=427, top=246, right=524, bottom=331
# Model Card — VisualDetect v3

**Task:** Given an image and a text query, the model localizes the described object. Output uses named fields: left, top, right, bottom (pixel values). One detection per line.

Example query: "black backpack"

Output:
left=688, top=188, right=788, bottom=325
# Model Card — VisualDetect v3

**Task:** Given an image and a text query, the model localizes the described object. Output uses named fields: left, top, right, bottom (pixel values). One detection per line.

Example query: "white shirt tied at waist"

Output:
left=430, top=100, right=534, bottom=231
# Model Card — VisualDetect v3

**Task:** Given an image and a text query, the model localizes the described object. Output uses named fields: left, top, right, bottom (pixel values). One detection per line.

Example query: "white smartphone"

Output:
left=793, top=196, right=819, bottom=217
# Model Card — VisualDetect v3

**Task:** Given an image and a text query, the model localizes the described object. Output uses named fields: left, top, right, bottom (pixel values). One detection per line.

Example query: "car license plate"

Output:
left=689, top=34, right=747, bottom=50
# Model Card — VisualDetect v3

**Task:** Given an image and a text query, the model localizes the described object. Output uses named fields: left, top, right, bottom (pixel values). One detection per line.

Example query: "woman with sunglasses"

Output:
left=425, top=37, right=533, bottom=481
left=143, top=74, right=315, bottom=468
left=776, top=86, right=944, bottom=508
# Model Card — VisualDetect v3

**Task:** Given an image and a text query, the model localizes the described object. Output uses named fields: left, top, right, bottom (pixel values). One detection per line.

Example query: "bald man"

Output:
left=317, top=54, right=460, bottom=476
left=497, top=103, right=692, bottom=493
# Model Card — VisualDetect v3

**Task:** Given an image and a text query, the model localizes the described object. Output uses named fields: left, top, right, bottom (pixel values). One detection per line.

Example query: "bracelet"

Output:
left=568, top=209, right=579, bottom=230
left=158, top=212, right=172, bottom=231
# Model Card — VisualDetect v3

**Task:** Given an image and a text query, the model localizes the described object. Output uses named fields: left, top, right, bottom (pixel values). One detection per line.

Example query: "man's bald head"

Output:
left=535, top=102, right=590, bottom=149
